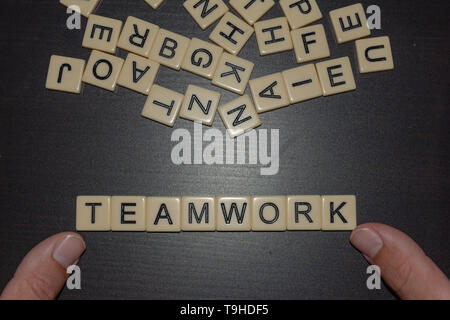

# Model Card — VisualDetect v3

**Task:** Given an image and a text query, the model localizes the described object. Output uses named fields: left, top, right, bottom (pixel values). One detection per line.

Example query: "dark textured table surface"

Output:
left=0, top=0, right=449, bottom=299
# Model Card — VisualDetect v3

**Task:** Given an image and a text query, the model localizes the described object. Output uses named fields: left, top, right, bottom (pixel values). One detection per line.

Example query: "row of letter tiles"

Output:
left=60, top=0, right=100, bottom=18
left=76, top=195, right=357, bottom=231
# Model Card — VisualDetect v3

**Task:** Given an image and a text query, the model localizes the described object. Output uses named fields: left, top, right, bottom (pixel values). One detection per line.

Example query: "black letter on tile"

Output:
left=259, top=81, right=281, bottom=99
left=191, top=48, right=213, bottom=68
left=220, top=62, right=245, bottom=83
left=244, top=0, right=264, bottom=10
left=189, top=202, right=209, bottom=224
left=365, top=45, right=387, bottom=62
left=294, top=202, right=313, bottom=223
left=262, top=26, right=285, bottom=45
left=329, top=202, right=347, bottom=223
left=227, top=104, right=251, bottom=126
left=292, top=79, right=312, bottom=87
left=132, top=61, right=150, bottom=83
left=220, top=22, right=244, bottom=45
left=153, top=100, right=175, bottom=116
left=221, top=202, right=247, bottom=224
left=129, top=24, right=149, bottom=48
left=91, top=24, right=113, bottom=42
left=327, top=65, right=345, bottom=87
left=301, top=31, right=316, bottom=54
left=58, top=63, right=72, bottom=83
left=339, top=13, right=362, bottom=32
left=193, top=0, right=218, bottom=18
left=154, top=204, right=173, bottom=225
left=159, top=37, right=178, bottom=59
left=93, top=59, right=113, bottom=80
left=188, top=95, right=211, bottom=115
left=289, top=0, right=312, bottom=14
left=121, top=203, right=137, bottom=224
left=259, top=202, right=279, bottom=224
left=85, top=202, right=102, bottom=224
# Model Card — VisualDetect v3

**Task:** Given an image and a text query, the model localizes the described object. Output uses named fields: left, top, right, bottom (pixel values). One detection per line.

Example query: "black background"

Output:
left=0, top=0, right=449, bottom=299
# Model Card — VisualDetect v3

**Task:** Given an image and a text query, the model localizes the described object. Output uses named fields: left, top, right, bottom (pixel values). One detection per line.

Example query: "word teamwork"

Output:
left=76, top=195, right=357, bottom=232
left=49, top=1, right=394, bottom=138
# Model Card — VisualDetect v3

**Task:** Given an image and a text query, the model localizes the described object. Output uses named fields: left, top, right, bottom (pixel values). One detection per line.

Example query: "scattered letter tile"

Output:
left=82, top=50, right=124, bottom=92
left=82, top=14, right=123, bottom=54
left=355, top=36, right=394, bottom=73
left=249, top=72, right=290, bottom=113
left=282, top=64, right=323, bottom=104
left=144, top=0, right=165, bottom=9
left=212, top=52, right=254, bottom=95
left=46, top=55, right=85, bottom=94
left=117, top=16, right=160, bottom=58
left=141, top=84, right=184, bottom=127
left=60, top=0, right=100, bottom=18
left=329, top=3, right=370, bottom=44
left=117, top=53, right=160, bottom=95
left=111, top=196, right=146, bottom=231
left=218, top=95, right=261, bottom=138
left=179, top=85, right=221, bottom=126
left=315, top=56, right=356, bottom=96
left=254, top=17, right=293, bottom=56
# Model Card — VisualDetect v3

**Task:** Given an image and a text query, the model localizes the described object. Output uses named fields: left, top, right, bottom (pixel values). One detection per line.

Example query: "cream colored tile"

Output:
left=229, top=0, right=275, bottom=25
left=146, top=197, right=181, bottom=232
left=181, top=196, right=216, bottom=231
left=321, top=195, right=356, bottom=230
left=252, top=196, right=287, bottom=231
left=183, top=0, right=229, bottom=30
left=254, top=17, right=293, bottom=56
left=141, top=84, right=184, bottom=127
left=111, top=196, right=146, bottom=231
left=209, top=12, right=254, bottom=55
left=144, top=0, right=165, bottom=9
left=291, top=24, right=330, bottom=64
left=329, top=3, right=370, bottom=44
left=117, top=53, right=160, bottom=95
left=216, top=196, right=251, bottom=231
left=249, top=73, right=290, bottom=113
left=279, top=0, right=323, bottom=29
left=82, top=14, right=123, bottom=54
left=117, top=16, right=160, bottom=58
left=179, top=85, right=221, bottom=126
left=46, top=55, right=85, bottom=94
left=149, top=29, right=191, bottom=70
left=60, top=0, right=100, bottom=18
left=316, top=56, right=356, bottom=96
left=211, top=53, right=254, bottom=95
left=76, top=196, right=111, bottom=231
left=181, top=38, right=223, bottom=80
left=82, top=50, right=124, bottom=92
left=282, top=64, right=322, bottom=104
left=355, top=36, right=394, bottom=74
left=287, top=195, right=321, bottom=230
left=218, top=95, right=261, bottom=138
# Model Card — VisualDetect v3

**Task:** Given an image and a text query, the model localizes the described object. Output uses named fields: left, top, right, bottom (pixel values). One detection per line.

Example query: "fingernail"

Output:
left=350, top=228, right=383, bottom=259
left=52, top=235, right=86, bottom=268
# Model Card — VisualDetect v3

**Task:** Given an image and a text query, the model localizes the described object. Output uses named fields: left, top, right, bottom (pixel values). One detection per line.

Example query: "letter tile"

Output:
left=315, top=56, right=356, bottom=96
left=181, top=38, right=223, bottom=80
left=45, top=55, right=85, bottom=94
left=281, top=64, right=322, bottom=104
left=291, top=24, right=330, bottom=64
left=355, top=36, right=394, bottom=73
left=287, top=195, right=321, bottom=230
left=82, top=14, right=123, bottom=54
left=147, top=197, right=181, bottom=232
left=209, top=12, right=254, bottom=56
left=183, top=0, right=229, bottom=30
left=321, top=195, right=356, bottom=231
left=329, top=3, right=370, bottom=44
left=181, top=196, right=216, bottom=231
left=149, top=29, right=191, bottom=70
left=141, top=84, right=184, bottom=127
left=179, top=85, right=221, bottom=126
left=76, top=196, right=111, bottom=231
left=252, top=196, right=287, bottom=231
left=144, top=0, right=165, bottom=9
left=82, top=50, right=124, bottom=92
left=117, top=16, right=160, bottom=58
left=211, top=52, right=254, bottom=95
left=218, top=95, right=261, bottom=138
left=117, top=53, right=160, bottom=95
left=249, top=73, right=290, bottom=113
left=254, top=17, right=293, bottom=56
left=279, top=0, right=323, bottom=29
left=216, top=196, right=252, bottom=231
left=60, top=0, right=100, bottom=18
left=111, top=196, right=146, bottom=231
left=229, top=0, right=275, bottom=26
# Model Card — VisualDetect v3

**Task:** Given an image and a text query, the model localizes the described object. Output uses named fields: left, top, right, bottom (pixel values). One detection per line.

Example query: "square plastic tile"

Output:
left=212, top=52, right=254, bottom=95
left=216, top=196, right=252, bottom=231
left=117, top=16, right=160, bottom=58
left=355, top=36, right=394, bottom=73
left=279, top=0, right=323, bottom=29
left=254, top=17, right=293, bottom=56
left=76, top=196, right=111, bottom=231
left=249, top=72, right=290, bottom=113
left=329, top=3, right=370, bottom=44
left=46, top=55, right=85, bottom=94
left=149, top=29, right=191, bottom=70
left=60, top=0, right=100, bottom=18
left=117, top=53, right=160, bottom=95
left=82, top=14, right=123, bottom=54
left=183, top=0, right=229, bottom=30
left=291, top=24, right=330, bottom=64
left=141, top=84, right=184, bottom=127
left=181, top=38, right=224, bottom=80
left=287, top=195, right=321, bottom=230
left=218, top=95, right=261, bottom=138
left=229, top=0, right=275, bottom=25
left=179, top=85, right=221, bottom=126
left=282, top=64, right=323, bottom=104
left=82, top=50, right=124, bottom=92
left=315, top=56, right=356, bottom=96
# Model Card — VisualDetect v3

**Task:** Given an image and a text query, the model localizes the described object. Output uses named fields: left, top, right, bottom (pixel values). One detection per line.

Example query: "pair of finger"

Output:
left=1, top=224, right=449, bottom=299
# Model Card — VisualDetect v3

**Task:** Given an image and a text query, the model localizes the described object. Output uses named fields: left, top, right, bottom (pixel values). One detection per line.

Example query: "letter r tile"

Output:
left=82, top=14, right=123, bottom=54
left=117, top=16, right=160, bottom=58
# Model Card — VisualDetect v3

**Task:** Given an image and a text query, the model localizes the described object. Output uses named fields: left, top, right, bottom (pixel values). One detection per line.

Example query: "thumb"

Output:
left=0, top=232, right=86, bottom=300
left=350, top=223, right=450, bottom=299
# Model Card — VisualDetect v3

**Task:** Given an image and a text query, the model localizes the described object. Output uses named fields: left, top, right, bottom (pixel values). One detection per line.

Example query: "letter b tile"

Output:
left=141, top=84, right=184, bottom=127
left=149, top=29, right=191, bottom=70
left=82, top=14, right=123, bottom=54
